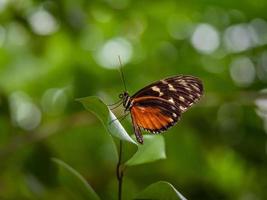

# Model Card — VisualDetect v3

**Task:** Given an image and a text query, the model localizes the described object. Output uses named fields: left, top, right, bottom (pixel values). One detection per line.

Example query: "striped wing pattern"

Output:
left=129, top=75, right=203, bottom=143
left=132, top=75, right=203, bottom=113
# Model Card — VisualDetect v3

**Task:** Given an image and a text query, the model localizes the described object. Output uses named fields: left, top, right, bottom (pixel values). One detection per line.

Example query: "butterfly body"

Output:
left=119, top=75, right=203, bottom=144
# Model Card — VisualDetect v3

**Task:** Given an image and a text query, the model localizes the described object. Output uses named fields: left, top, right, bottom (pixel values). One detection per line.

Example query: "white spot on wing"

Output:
left=179, top=105, right=186, bottom=111
left=152, top=86, right=164, bottom=96
left=172, top=113, right=177, bottom=118
left=185, top=87, right=192, bottom=92
left=179, top=96, right=185, bottom=102
left=168, top=97, right=175, bottom=104
left=179, top=80, right=187, bottom=86
left=152, top=86, right=160, bottom=92
left=168, top=84, right=176, bottom=91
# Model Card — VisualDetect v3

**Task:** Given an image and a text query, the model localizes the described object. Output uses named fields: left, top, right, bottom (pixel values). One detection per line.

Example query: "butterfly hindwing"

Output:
left=130, top=96, right=181, bottom=134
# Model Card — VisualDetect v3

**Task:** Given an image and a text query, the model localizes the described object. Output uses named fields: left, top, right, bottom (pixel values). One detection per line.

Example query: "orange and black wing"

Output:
left=130, top=96, right=181, bottom=144
left=129, top=75, right=203, bottom=143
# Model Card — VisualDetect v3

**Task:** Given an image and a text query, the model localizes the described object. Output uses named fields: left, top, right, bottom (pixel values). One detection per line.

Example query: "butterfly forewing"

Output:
left=132, top=75, right=203, bottom=113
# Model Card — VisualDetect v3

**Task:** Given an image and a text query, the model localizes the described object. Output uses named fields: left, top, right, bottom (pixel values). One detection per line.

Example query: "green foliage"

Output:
left=68, top=96, right=182, bottom=199
left=126, top=135, right=166, bottom=166
left=135, top=181, right=187, bottom=200
left=77, top=96, right=137, bottom=145
left=0, top=0, right=267, bottom=199
left=24, top=144, right=58, bottom=187
left=52, top=158, right=101, bottom=200
left=78, top=96, right=166, bottom=166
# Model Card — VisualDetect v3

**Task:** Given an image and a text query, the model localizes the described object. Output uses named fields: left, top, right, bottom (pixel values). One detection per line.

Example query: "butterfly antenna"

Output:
left=107, top=98, right=123, bottom=107
left=118, top=55, right=127, bottom=92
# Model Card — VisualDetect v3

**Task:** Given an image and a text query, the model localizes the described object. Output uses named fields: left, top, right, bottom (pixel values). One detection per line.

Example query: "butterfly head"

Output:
left=119, top=91, right=131, bottom=110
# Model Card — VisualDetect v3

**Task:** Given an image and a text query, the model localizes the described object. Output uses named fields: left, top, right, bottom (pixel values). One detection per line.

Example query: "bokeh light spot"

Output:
left=255, top=98, right=267, bottom=113
left=41, top=88, right=67, bottom=115
left=95, top=37, right=133, bottom=69
left=230, top=57, right=255, bottom=87
left=28, top=8, right=59, bottom=36
left=6, top=22, right=29, bottom=46
left=9, top=91, right=42, bottom=131
left=223, top=24, right=252, bottom=53
left=255, top=89, right=267, bottom=133
left=250, top=18, right=267, bottom=46
left=191, top=23, right=220, bottom=54
left=0, top=0, right=8, bottom=12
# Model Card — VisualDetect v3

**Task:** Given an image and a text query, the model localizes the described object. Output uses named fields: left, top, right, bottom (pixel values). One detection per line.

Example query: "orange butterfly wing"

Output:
left=131, top=106, right=174, bottom=131
left=130, top=96, right=181, bottom=143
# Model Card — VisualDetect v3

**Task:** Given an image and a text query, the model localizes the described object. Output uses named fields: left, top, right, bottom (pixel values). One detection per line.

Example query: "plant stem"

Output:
left=116, top=140, right=123, bottom=200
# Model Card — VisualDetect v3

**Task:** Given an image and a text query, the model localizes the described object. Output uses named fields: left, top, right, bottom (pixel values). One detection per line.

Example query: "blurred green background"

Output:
left=1, top=0, right=267, bottom=199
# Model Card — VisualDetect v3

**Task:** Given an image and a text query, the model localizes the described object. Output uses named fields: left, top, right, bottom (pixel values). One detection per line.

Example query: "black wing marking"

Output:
left=131, top=75, right=203, bottom=113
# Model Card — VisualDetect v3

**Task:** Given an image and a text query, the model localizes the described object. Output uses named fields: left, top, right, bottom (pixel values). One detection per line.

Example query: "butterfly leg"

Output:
left=108, top=101, right=123, bottom=110
left=130, top=114, right=143, bottom=144
left=134, top=125, right=143, bottom=144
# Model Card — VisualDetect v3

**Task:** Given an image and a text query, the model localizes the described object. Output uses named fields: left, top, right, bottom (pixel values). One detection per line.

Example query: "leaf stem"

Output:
left=116, top=140, right=124, bottom=200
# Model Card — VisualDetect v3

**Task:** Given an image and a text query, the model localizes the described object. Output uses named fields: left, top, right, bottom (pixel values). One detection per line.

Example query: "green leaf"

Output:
left=52, top=158, right=101, bottom=200
left=135, top=181, right=187, bottom=200
left=77, top=96, right=137, bottom=145
left=125, top=135, right=166, bottom=166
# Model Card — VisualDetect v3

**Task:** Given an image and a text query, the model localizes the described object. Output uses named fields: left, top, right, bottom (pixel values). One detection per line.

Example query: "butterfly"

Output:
left=115, top=75, right=204, bottom=144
